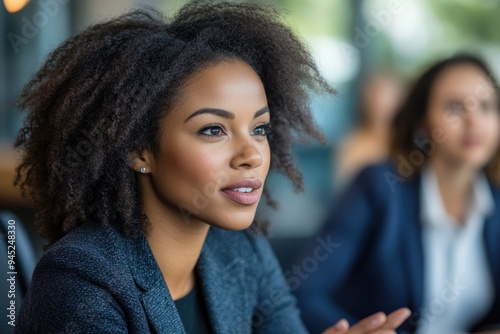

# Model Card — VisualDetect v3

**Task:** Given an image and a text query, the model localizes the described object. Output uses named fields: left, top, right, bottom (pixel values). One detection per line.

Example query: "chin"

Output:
left=208, top=212, right=257, bottom=231
left=461, top=153, right=494, bottom=170
left=214, top=218, right=255, bottom=231
left=185, top=201, right=259, bottom=230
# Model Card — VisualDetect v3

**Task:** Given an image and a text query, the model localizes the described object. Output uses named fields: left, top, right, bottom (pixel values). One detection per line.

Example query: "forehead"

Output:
left=173, top=60, right=267, bottom=114
left=431, top=64, right=495, bottom=99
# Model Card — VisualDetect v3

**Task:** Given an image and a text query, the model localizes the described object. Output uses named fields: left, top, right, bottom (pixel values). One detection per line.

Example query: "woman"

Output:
left=295, top=54, right=500, bottom=334
left=334, top=73, right=404, bottom=191
left=14, top=2, right=409, bottom=333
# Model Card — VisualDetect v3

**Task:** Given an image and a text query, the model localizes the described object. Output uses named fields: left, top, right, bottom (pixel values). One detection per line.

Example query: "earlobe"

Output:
left=128, top=149, right=154, bottom=174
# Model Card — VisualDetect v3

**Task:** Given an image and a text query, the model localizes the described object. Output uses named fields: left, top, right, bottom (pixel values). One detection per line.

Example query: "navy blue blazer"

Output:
left=295, top=162, right=500, bottom=334
left=16, top=223, right=308, bottom=333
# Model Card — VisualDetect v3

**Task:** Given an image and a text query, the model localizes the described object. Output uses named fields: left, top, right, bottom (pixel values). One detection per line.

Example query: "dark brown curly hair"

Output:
left=14, top=1, right=335, bottom=247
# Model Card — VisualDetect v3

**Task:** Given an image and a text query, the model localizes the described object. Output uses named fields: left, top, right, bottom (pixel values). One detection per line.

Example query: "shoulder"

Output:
left=349, top=160, right=420, bottom=198
left=489, top=181, right=500, bottom=203
left=37, top=223, right=126, bottom=274
left=340, top=160, right=398, bottom=204
left=17, top=224, right=134, bottom=332
left=327, top=161, right=420, bottom=231
left=27, top=224, right=133, bottom=301
left=354, top=160, right=396, bottom=186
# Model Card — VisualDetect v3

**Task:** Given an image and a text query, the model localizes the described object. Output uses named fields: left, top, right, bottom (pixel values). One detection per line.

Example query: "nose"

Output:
left=463, top=100, right=483, bottom=127
left=230, top=138, right=263, bottom=169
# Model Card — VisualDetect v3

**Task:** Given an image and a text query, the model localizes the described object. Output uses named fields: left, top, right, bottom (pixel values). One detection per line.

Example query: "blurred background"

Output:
left=1, top=0, right=500, bottom=330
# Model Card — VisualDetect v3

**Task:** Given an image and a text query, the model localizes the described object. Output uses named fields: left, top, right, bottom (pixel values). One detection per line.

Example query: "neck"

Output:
left=428, top=157, right=476, bottom=224
left=361, top=120, right=390, bottom=138
left=141, top=184, right=210, bottom=300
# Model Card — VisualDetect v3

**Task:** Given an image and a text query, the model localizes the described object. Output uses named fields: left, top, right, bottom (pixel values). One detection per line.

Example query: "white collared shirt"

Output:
left=416, top=166, right=495, bottom=334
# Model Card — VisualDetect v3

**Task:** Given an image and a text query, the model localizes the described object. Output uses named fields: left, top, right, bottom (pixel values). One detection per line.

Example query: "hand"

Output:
left=321, top=308, right=411, bottom=334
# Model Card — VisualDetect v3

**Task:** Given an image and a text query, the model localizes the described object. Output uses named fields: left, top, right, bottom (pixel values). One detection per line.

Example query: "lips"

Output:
left=221, top=178, right=262, bottom=205
left=462, top=135, right=484, bottom=147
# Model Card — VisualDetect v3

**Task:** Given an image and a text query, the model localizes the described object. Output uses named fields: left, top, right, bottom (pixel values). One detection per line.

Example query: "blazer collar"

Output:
left=483, top=183, right=500, bottom=286
left=119, top=226, right=251, bottom=334
left=400, top=173, right=500, bottom=320
left=120, top=226, right=185, bottom=333
left=398, top=174, right=425, bottom=312
left=197, top=228, right=252, bottom=333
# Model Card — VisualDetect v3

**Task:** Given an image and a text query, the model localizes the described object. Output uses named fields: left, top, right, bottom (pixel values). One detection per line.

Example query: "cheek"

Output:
left=481, top=115, right=500, bottom=154
left=425, top=110, right=465, bottom=158
left=263, top=145, right=271, bottom=173
left=427, top=109, right=458, bottom=138
left=162, top=144, right=226, bottom=189
left=484, top=113, right=500, bottom=137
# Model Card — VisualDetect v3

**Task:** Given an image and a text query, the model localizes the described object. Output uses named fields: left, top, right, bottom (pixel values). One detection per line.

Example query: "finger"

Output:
left=369, top=330, right=396, bottom=334
left=321, top=319, right=350, bottom=334
left=382, top=308, right=411, bottom=330
left=348, top=312, right=387, bottom=334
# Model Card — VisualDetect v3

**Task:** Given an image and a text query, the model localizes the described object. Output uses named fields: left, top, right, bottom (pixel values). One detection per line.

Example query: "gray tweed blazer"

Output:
left=16, top=223, right=308, bottom=333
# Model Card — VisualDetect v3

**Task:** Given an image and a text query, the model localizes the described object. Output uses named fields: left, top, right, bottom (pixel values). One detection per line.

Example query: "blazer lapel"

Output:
left=483, top=185, right=500, bottom=290
left=121, top=228, right=185, bottom=334
left=139, top=279, right=185, bottom=334
left=197, top=228, right=252, bottom=334
left=399, top=175, right=425, bottom=312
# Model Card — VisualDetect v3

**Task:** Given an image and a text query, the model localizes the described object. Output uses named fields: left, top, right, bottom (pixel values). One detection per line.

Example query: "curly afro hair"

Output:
left=14, top=1, right=335, bottom=247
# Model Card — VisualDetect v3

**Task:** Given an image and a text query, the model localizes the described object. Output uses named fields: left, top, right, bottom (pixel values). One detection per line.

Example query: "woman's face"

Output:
left=139, top=60, right=271, bottom=230
left=425, top=64, right=500, bottom=169
left=363, top=75, right=402, bottom=125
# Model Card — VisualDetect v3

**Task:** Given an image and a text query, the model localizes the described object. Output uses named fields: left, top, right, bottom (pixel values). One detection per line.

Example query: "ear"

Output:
left=128, top=148, right=155, bottom=174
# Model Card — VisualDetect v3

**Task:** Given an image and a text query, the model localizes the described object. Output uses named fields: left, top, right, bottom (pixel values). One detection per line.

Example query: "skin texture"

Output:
left=132, top=60, right=271, bottom=300
left=425, top=64, right=500, bottom=223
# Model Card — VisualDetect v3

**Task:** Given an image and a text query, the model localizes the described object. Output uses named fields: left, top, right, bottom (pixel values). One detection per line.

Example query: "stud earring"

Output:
left=140, top=167, right=147, bottom=174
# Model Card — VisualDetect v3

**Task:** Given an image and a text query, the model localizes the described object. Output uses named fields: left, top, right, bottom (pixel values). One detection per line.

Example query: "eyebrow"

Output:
left=184, top=106, right=269, bottom=123
left=254, top=106, right=270, bottom=118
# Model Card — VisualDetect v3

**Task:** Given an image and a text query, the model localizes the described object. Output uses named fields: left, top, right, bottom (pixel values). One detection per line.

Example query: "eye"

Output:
left=481, top=100, right=499, bottom=113
left=198, top=125, right=226, bottom=137
left=448, top=100, right=464, bottom=113
left=251, top=123, right=271, bottom=137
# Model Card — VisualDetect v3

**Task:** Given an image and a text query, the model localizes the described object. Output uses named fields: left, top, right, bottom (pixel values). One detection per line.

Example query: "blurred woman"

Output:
left=334, top=73, right=404, bottom=190
left=296, top=54, right=500, bottom=334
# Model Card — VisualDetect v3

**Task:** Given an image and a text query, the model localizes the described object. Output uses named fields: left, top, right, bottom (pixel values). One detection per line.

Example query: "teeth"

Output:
left=232, top=187, right=253, bottom=193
